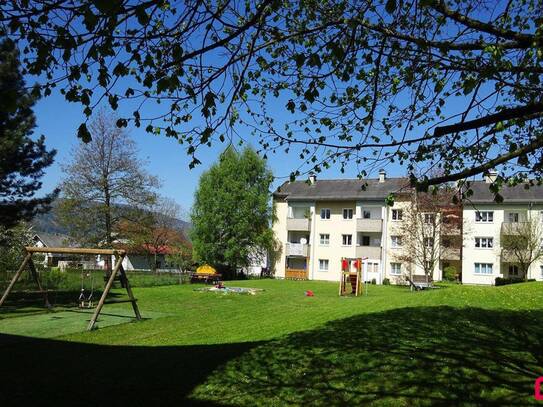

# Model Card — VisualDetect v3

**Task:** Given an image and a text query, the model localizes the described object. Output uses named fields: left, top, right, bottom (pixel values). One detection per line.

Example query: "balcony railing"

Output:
left=355, top=245, right=382, bottom=259
left=286, top=218, right=311, bottom=231
left=285, top=268, right=308, bottom=280
left=356, top=218, right=383, bottom=232
left=285, top=243, right=310, bottom=257
left=501, top=221, right=530, bottom=235
left=441, top=247, right=461, bottom=261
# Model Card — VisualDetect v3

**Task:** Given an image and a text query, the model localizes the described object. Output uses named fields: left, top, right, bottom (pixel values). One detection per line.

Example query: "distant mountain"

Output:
left=31, top=199, right=191, bottom=237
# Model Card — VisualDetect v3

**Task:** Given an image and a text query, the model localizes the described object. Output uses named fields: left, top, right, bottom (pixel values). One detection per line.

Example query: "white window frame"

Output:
left=320, top=208, right=331, bottom=220
left=391, top=209, right=403, bottom=221
left=391, top=235, right=402, bottom=248
left=474, top=237, right=494, bottom=249
left=318, top=259, right=329, bottom=272
left=423, top=213, right=436, bottom=224
left=342, top=234, right=353, bottom=246
left=319, top=234, right=330, bottom=246
left=508, top=212, right=519, bottom=223
left=475, top=211, right=494, bottom=223
left=390, top=262, right=401, bottom=275
left=424, top=237, right=434, bottom=248
left=342, top=208, right=354, bottom=220
left=474, top=262, right=493, bottom=275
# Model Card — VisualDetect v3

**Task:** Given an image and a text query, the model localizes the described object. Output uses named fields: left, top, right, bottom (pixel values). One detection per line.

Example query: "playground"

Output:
left=1, top=279, right=542, bottom=405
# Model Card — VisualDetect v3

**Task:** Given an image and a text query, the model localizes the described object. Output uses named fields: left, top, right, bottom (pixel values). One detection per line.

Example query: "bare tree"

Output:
left=58, top=111, right=159, bottom=249
left=501, top=217, right=543, bottom=280
left=394, top=189, right=462, bottom=283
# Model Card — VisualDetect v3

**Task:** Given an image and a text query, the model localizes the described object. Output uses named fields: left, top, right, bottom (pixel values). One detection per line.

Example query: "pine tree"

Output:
left=0, top=35, right=57, bottom=228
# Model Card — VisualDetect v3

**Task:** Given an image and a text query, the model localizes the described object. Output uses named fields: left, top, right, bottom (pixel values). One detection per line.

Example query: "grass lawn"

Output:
left=0, top=280, right=542, bottom=405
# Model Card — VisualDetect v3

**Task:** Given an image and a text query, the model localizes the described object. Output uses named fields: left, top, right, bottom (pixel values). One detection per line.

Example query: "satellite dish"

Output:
left=300, top=238, right=307, bottom=245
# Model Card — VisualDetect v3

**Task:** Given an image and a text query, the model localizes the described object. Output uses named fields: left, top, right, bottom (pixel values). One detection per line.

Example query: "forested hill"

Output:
left=31, top=200, right=190, bottom=236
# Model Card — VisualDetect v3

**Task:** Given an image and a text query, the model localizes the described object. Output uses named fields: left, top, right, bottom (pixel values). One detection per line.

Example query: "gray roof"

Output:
left=467, top=181, right=543, bottom=204
left=33, top=232, right=72, bottom=248
left=273, top=177, right=412, bottom=201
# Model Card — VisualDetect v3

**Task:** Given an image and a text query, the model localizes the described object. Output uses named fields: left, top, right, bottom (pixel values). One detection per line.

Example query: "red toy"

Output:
left=305, top=290, right=314, bottom=297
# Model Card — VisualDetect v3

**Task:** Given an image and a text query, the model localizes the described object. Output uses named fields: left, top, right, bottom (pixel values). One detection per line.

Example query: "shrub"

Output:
left=495, top=276, right=525, bottom=286
left=443, top=266, right=457, bottom=281
left=382, top=278, right=390, bottom=285
left=371, top=278, right=376, bottom=285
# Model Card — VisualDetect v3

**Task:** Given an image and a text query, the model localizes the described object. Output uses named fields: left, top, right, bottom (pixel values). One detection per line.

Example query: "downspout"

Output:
left=381, top=203, right=388, bottom=285
left=310, top=202, right=317, bottom=280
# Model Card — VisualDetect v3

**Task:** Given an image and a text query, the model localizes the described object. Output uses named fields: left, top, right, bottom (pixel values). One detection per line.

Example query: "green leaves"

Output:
left=77, top=123, right=92, bottom=142
left=385, top=0, right=397, bottom=14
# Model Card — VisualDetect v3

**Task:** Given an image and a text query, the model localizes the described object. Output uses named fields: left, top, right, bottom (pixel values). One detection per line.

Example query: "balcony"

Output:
left=355, top=246, right=382, bottom=259
left=501, top=222, right=529, bottom=235
left=285, top=268, right=308, bottom=280
left=441, top=247, right=461, bottom=261
left=356, top=218, right=383, bottom=232
left=287, top=218, right=310, bottom=231
left=285, top=243, right=310, bottom=257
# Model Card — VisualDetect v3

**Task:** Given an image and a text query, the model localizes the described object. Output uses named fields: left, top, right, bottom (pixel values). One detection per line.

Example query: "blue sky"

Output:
left=33, top=90, right=407, bottom=216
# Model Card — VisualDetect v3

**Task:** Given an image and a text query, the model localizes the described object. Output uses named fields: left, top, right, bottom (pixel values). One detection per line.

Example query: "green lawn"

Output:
left=0, top=280, right=542, bottom=406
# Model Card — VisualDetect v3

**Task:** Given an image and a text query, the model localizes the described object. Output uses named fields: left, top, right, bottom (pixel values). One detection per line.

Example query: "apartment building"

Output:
left=272, top=171, right=543, bottom=285
left=462, top=172, right=543, bottom=284
left=273, top=171, right=416, bottom=284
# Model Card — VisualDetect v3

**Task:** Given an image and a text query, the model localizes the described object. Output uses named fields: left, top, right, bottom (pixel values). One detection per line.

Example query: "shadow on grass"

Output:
left=1, top=306, right=542, bottom=406
left=191, top=306, right=543, bottom=406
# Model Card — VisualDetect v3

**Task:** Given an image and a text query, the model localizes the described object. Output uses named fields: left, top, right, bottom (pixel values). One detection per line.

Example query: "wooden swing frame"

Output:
left=0, top=246, right=141, bottom=331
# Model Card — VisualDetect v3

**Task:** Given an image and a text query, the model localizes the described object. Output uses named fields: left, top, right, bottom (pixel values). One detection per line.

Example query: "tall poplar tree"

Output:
left=191, top=147, right=276, bottom=275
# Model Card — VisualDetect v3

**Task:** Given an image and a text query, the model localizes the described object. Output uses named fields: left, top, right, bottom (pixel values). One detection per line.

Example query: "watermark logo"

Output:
left=535, top=377, right=543, bottom=400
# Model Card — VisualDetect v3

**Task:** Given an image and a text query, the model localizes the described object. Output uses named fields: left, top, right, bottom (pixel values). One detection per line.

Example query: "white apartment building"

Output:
left=272, top=171, right=543, bottom=285
left=462, top=172, right=543, bottom=284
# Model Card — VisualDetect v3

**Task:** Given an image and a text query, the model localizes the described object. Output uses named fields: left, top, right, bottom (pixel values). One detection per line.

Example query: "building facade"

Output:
left=272, top=171, right=543, bottom=285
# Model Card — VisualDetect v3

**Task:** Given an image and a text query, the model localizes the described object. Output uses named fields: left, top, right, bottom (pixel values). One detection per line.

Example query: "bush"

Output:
left=443, top=266, right=457, bottom=282
left=495, top=276, right=526, bottom=286
left=371, top=278, right=376, bottom=285
left=382, top=278, right=390, bottom=285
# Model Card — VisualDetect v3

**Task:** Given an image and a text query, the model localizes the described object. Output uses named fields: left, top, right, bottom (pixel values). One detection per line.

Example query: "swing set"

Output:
left=0, top=246, right=141, bottom=331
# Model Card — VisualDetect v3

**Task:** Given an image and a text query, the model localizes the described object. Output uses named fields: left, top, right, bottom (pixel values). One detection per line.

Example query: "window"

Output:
left=343, top=208, right=354, bottom=219
left=508, top=265, right=519, bottom=276
left=363, top=210, right=371, bottom=219
left=360, top=235, right=370, bottom=246
left=319, top=234, right=330, bottom=245
left=475, top=211, right=494, bottom=223
left=320, top=208, right=331, bottom=220
left=475, top=237, right=494, bottom=248
left=342, top=234, right=353, bottom=246
left=390, top=263, right=401, bottom=275
left=474, top=263, right=493, bottom=274
left=424, top=237, right=434, bottom=248
left=540, top=265, right=543, bottom=278
left=424, top=213, right=436, bottom=224
left=508, top=212, right=519, bottom=223
left=318, top=259, right=329, bottom=272
left=392, top=209, right=403, bottom=221
left=367, top=262, right=379, bottom=273
left=391, top=235, right=402, bottom=248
